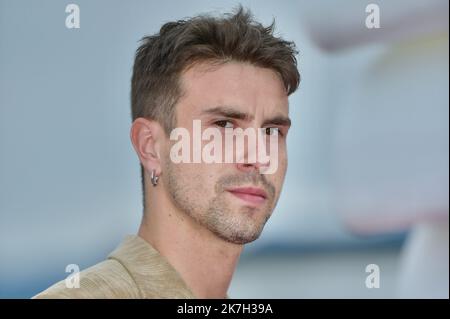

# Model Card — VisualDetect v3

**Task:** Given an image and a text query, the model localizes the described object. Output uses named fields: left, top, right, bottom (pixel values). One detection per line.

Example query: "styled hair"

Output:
left=131, top=6, right=300, bottom=209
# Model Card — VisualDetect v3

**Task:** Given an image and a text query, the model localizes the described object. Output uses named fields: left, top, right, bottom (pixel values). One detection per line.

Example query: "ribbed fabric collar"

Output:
left=107, top=235, right=196, bottom=299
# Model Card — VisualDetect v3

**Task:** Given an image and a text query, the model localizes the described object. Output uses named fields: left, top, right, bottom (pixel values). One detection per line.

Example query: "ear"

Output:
left=130, top=118, right=164, bottom=176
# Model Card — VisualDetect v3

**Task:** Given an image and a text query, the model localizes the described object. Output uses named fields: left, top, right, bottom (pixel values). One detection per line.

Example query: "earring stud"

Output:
left=150, top=169, right=159, bottom=186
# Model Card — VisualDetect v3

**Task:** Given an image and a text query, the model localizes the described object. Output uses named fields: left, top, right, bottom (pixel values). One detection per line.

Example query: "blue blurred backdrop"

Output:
left=1, top=0, right=448, bottom=298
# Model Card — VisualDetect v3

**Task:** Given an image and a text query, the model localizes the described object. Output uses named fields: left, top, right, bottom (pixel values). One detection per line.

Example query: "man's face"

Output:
left=162, top=61, right=290, bottom=244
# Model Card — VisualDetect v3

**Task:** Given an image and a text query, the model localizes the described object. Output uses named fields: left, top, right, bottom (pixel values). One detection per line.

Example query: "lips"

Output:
left=227, top=187, right=268, bottom=206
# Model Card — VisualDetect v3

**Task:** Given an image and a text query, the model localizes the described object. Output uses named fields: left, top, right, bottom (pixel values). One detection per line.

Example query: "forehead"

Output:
left=177, top=61, right=289, bottom=119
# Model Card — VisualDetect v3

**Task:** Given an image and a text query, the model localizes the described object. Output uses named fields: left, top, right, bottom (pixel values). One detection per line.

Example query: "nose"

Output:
left=236, top=161, right=265, bottom=173
left=235, top=128, right=271, bottom=173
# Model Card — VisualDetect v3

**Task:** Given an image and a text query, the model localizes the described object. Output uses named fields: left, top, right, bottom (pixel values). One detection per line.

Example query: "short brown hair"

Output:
left=131, top=6, right=300, bottom=209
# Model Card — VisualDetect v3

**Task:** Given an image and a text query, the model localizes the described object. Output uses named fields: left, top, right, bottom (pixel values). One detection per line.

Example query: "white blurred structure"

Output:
left=299, top=0, right=449, bottom=298
left=398, top=219, right=449, bottom=298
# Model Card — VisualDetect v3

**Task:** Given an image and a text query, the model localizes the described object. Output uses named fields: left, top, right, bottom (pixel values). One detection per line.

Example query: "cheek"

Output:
left=164, top=145, right=220, bottom=190
left=276, top=144, right=288, bottom=173
left=275, top=147, right=288, bottom=187
left=182, top=163, right=219, bottom=188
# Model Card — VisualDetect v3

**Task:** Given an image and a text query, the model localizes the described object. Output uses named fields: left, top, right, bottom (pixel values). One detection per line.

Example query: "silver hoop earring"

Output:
left=150, top=169, right=159, bottom=187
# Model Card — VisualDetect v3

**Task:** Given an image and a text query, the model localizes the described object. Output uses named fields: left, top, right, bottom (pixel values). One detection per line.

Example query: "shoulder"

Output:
left=33, top=259, right=141, bottom=299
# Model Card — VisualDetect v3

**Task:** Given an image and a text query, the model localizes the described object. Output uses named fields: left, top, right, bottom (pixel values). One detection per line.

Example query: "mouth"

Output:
left=226, top=187, right=268, bottom=206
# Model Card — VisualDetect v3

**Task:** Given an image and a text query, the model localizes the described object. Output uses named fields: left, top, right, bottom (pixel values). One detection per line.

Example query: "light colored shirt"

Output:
left=33, top=235, right=197, bottom=299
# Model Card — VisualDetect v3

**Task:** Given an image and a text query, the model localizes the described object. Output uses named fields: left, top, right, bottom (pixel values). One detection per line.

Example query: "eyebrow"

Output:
left=201, top=106, right=253, bottom=121
left=201, top=105, right=291, bottom=127
left=262, top=116, right=291, bottom=128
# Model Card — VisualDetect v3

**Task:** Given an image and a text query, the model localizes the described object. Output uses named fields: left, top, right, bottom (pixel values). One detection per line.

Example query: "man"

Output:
left=34, top=7, right=300, bottom=299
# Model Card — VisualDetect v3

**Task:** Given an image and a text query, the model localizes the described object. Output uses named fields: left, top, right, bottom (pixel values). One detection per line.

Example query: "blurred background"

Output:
left=0, top=0, right=448, bottom=298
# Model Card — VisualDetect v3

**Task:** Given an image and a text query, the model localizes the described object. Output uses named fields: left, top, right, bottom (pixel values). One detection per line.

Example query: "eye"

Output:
left=265, top=127, right=281, bottom=136
left=214, top=120, right=234, bottom=128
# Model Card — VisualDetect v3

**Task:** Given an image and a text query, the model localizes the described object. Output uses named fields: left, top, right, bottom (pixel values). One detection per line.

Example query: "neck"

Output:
left=138, top=189, right=243, bottom=299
